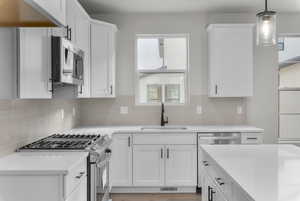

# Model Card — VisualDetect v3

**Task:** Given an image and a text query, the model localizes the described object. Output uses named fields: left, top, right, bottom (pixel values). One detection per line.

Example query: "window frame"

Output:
left=134, top=34, right=190, bottom=106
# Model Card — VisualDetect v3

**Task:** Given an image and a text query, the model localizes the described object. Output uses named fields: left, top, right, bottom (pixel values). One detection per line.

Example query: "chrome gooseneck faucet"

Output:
left=160, top=103, right=169, bottom=127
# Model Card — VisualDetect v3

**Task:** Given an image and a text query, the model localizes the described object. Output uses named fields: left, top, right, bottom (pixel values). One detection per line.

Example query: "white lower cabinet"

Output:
left=132, top=144, right=197, bottom=187
left=66, top=178, right=87, bottom=201
left=165, top=145, right=197, bottom=186
left=111, top=133, right=197, bottom=190
left=0, top=155, right=87, bottom=201
left=133, top=145, right=164, bottom=186
left=202, top=175, right=227, bottom=201
left=201, top=148, right=254, bottom=201
left=111, top=134, right=132, bottom=186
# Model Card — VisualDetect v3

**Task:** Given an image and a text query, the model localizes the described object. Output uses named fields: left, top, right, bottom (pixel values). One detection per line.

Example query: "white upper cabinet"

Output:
left=90, top=20, right=117, bottom=98
left=208, top=24, right=254, bottom=97
left=0, top=28, right=17, bottom=99
left=66, top=0, right=91, bottom=98
left=18, top=28, right=52, bottom=99
left=24, top=0, right=66, bottom=26
left=66, top=0, right=77, bottom=43
left=76, top=16, right=91, bottom=98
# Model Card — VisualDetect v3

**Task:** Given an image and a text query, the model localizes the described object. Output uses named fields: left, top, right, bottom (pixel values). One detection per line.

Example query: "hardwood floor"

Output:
left=111, top=193, right=201, bottom=201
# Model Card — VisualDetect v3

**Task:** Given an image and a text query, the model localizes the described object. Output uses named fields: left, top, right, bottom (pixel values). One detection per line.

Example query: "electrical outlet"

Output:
left=61, top=109, right=65, bottom=120
left=196, top=105, right=202, bottom=114
left=120, top=106, right=128, bottom=114
left=237, top=106, right=243, bottom=114
left=72, top=107, right=76, bottom=117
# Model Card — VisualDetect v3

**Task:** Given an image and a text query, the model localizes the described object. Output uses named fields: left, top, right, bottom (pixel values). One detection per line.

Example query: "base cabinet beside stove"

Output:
left=0, top=156, right=87, bottom=201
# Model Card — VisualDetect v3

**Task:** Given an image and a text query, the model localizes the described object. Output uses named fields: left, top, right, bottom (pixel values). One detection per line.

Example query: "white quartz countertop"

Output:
left=200, top=144, right=300, bottom=201
left=69, top=125, right=264, bottom=136
left=0, top=152, right=88, bottom=175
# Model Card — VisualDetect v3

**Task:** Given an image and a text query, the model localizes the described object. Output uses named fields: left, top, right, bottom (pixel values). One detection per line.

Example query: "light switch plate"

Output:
left=72, top=107, right=76, bottom=117
left=120, top=106, right=128, bottom=114
left=237, top=106, right=243, bottom=114
left=196, top=105, right=202, bottom=114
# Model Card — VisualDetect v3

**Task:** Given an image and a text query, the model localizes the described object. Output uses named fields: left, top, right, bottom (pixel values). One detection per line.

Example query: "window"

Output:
left=136, top=35, right=189, bottom=104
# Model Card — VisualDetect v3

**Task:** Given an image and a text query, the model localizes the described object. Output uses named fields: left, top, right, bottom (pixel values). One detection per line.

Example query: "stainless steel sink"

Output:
left=141, top=126, right=188, bottom=130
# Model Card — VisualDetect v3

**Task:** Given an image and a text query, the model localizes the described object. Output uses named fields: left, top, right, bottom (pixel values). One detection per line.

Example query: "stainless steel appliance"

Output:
left=51, top=36, right=84, bottom=85
left=197, top=133, right=241, bottom=189
left=18, top=133, right=112, bottom=201
left=198, top=133, right=241, bottom=145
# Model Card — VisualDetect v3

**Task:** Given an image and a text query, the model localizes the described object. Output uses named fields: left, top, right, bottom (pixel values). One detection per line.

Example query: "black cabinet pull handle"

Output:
left=161, top=148, right=163, bottom=159
left=69, top=28, right=72, bottom=41
left=216, top=178, right=225, bottom=186
left=128, top=136, right=131, bottom=147
left=167, top=148, right=169, bottom=159
left=247, top=137, right=258, bottom=140
left=208, top=186, right=211, bottom=201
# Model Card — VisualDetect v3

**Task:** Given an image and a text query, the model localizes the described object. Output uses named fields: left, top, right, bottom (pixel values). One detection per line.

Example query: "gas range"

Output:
left=18, top=133, right=109, bottom=151
left=17, top=133, right=112, bottom=201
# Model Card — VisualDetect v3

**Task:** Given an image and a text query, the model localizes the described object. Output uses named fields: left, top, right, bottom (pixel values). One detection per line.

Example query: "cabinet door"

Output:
left=208, top=24, right=253, bottom=97
left=0, top=28, right=17, bottom=99
left=111, top=134, right=132, bottom=186
left=133, top=145, right=164, bottom=186
left=66, top=0, right=77, bottom=43
left=24, top=0, right=66, bottom=26
left=76, top=11, right=90, bottom=98
left=18, top=28, right=52, bottom=99
left=203, top=175, right=228, bottom=201
left=66, top=178, right=87, bottom=201
left=90, top=21, right=116, bottom=98
left=165, top=145, right=197, bottom=186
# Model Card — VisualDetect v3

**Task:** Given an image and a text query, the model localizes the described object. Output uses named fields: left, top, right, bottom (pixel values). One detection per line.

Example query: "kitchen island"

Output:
left=200, top=144, right=300, bottom=201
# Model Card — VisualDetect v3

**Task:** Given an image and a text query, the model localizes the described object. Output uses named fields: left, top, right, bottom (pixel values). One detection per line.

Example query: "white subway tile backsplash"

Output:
left=0, top=100, right=79, bottom=157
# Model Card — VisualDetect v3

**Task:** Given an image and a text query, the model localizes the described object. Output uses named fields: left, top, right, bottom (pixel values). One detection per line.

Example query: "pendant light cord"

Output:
left=265, top=0, right=268, bottom=11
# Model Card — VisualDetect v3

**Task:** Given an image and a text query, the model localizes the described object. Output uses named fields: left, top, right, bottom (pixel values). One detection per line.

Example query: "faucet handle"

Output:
left=165, top=116, right=169, bottom=124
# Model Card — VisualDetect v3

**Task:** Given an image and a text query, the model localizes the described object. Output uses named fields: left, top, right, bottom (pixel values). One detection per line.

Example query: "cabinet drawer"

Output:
left=241, top=133, right=263, bottom=144
left=64, top=157, right=87, bottom=198
left=133, top=134, right=196, bottom=145
left=202, top=151, right=232, bottom=199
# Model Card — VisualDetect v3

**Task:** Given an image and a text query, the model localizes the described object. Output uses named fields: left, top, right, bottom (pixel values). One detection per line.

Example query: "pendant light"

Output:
left=256, top=0, right=277, bottom=46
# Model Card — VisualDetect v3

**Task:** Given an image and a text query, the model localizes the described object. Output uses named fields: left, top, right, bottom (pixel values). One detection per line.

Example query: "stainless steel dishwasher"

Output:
left=197, top=133, right=241, bottom=189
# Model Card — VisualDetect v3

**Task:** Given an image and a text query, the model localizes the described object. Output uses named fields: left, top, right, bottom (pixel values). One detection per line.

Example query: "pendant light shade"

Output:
left=256, top=0, right=277, bottom=46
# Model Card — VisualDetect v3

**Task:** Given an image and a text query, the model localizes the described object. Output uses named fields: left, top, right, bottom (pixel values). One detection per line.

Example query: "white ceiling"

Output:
left=79, top=0, right=300, bottom=14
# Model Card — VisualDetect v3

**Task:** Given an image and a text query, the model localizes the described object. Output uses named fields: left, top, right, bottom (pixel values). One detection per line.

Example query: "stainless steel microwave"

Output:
left=51, top=36, right=84, bottom=85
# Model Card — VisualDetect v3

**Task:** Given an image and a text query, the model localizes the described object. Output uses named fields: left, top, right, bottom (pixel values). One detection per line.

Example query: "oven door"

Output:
left=90, top=149, right=111, bottom=201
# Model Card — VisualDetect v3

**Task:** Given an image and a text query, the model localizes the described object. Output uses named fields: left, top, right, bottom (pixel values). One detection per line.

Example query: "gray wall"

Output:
left=79, top=13, right=247, bottom=127
left=0, top=100, right=79, bottom=156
